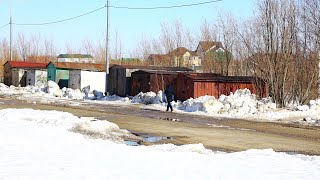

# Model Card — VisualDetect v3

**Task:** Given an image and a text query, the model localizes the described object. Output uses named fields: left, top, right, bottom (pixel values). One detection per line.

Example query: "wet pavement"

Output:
left=1, top=96, right=320, bottom=155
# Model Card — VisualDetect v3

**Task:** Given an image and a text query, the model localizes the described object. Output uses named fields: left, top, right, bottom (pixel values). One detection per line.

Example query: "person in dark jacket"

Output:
left=164, top=84, right=174, bottom=112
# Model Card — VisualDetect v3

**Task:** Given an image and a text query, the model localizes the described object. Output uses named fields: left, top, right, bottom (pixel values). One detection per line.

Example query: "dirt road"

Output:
left=1, top=96, right=320, bottom=155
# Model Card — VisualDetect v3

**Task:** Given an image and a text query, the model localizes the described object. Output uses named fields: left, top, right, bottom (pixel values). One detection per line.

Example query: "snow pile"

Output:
left=61, top=87, right=84, bottom=100
left=103, top=94, right=130, bottom=102
left=131, top=91, right=164, bottom=104
left=179, top=95, right=223, bottom=113
left=0, top=108, right=81, bottom=130
left=71, top=119, right=135, bottom=143
left=309, top=99, right=320, bottom=110
left=45, top=80, right=63, bottom=97
left=0, top=83, right=9, bottom=93
left=0, top=109, right=136, bottom=143
left=294, top=99, right=320, bottom=112
left=178, top=89, right=277, bottom=115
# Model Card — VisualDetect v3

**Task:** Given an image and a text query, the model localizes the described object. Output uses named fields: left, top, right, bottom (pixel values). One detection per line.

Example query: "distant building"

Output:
left=57, top=54, right=94, bottom=63
left=167, top=47, right=201, bottom=68
left=147, top=41, right=227, bottom=69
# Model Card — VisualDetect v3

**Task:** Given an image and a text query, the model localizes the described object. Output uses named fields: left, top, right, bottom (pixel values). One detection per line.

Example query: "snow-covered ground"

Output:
left=1, top=108, right=320, bottom=179
left=0, top=81, right=319, bottom=126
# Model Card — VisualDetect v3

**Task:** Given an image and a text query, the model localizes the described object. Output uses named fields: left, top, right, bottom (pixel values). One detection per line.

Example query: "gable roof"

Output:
left=4, top=61, right=48, bottom=69
left=167, top=47, right=194, bottom=57
left=48, top=62, right=106, bottom=71
left=57, top=54, right=94, bottom=59
left=198, top=41, right=224, bottom=52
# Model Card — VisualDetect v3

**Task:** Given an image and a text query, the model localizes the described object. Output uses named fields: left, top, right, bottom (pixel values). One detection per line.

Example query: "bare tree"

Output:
left=81, top=38, right=94, bottom=56
left=160, top=22, right=175, bottom=54
left=16, top=32, right=30, bottom=61
left=215, top=13, right=237, bottom=75
left=246, top=0, right=298, bottom=107
left=302, top=0, right=320, bottom=98
left=112, top=30, right=122, bottom=61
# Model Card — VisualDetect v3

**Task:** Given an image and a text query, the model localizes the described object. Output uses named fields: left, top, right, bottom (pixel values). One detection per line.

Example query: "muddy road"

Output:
left=1, top=96, right=320, bottom=155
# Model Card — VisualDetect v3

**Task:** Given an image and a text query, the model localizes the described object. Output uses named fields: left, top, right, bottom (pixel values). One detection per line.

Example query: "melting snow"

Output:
left=0, top=109, right=320, bottom=179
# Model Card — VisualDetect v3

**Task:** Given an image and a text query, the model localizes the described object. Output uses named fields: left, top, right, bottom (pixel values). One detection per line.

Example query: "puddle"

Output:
left=125, top=132, right=173, bottom=146
left=158, top=117, right=182, bottom=122
left=125, top=141, right=141, bottom=146
left=143, top=136, right=173, bottom=143
left=207, top=124, right=256, bottom=132
left=281, top=151, right=300, bottom=155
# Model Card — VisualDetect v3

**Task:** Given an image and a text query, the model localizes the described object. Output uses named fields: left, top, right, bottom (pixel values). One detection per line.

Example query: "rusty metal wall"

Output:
left=177, top=73, right=267, bottom=101
left=131, top=71, right=178, bottom=96
left=150, top=73, right=177, bottom=95
left=130, top=72, right=150, bottom=96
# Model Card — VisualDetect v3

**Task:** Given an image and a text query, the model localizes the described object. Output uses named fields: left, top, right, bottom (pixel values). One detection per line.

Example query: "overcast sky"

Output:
left=0, top=0, right=255, bottom=56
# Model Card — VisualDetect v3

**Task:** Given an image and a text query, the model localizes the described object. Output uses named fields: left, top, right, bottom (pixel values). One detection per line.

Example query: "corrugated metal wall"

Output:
left=131, top=71, right=177, bottom=96
left=130, top=72, right=151, bottom=96
left=176, top=73, right=267, bottom=101
left=108, top=67, right=127, bottom=96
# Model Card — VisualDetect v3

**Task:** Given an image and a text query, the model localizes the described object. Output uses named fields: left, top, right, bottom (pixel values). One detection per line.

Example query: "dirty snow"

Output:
left=0, top=81, right=319, bottom=126
left=0, top=108, right=320, bottom=179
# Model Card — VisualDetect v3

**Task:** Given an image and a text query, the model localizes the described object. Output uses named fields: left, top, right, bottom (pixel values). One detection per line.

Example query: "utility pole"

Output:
left=318, top=50, right=320, bottom=98
left=105, top=0, right=110, bottom=95
left=9, top=0, right=13, bottom=61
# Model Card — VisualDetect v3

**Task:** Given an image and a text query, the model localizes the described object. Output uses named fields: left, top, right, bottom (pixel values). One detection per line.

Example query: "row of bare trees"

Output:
left=0, top=0, right=319, bottom=106
left=135, top=0, right=319, bottom=107
left=245, top=0, right=319, bottom=106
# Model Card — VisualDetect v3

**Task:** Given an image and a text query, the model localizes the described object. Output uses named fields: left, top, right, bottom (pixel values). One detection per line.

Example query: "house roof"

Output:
left=48, top=62, right=106, bottom=71
left=110, top=64, right=193, bottom=72
left=4, top=61, right=48, bottom=69
left=57, top=54, right=94, bottom=59
left=198, top=41, right=223, bottom=52
left=167, top=47, right=193, bottom=57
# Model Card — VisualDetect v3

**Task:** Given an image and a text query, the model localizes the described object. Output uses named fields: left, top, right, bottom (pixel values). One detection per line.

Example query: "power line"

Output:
left=110, top=0, right=222, bottom=10
left=13, top=5, right=106, bottom=26
left=8, top=0, right=222, bottom=26
left=0, top=23, right=9, bottom=29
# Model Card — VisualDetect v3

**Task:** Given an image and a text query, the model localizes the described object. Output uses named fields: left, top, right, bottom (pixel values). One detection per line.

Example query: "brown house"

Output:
left=176, top=73, right=267, bottom=101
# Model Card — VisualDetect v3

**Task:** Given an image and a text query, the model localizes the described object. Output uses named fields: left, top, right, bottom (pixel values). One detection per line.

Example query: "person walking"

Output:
left=164, top=84, right=174, bottom=112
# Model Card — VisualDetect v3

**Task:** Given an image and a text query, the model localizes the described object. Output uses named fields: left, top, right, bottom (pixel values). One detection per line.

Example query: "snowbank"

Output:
left=0, top=108, right=320, bottom=179
left=178, top=89, right=277, bottom=115
left=0, top=109, right=136, bottom=143
left=131, top=91, right=164, bottom=104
